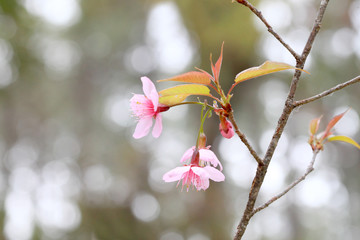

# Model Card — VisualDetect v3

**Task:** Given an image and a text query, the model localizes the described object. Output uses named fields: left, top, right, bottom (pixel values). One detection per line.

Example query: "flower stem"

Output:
left=196, top=106, right=212, bottom=148
left=228, top=112, right=263, bottom=165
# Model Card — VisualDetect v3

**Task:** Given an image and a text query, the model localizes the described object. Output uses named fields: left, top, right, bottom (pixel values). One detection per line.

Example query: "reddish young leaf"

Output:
left=157, top=71, right=211, bottom=85
left=322, top=109, right=349, bottom=139
left=195, top=67, right=214, bottom=81
left=211, top=42, right=224, bottom=83
left=210, top=53, right=216, bottom=82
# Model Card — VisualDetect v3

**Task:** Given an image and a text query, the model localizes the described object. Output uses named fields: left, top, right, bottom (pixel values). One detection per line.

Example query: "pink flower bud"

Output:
left=219, top=118, right=234, bottom=139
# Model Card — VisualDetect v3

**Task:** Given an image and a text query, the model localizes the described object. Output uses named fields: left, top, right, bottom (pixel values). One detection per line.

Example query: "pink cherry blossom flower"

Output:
left=163, top=164, right=225, bottom=191
left=163, top=146, right=225, bottom=191
left=219, top=118, right=234, bottom=139
left=130, top=76, right=169, bottom=139
left=180, top=146, right=223, bottom=170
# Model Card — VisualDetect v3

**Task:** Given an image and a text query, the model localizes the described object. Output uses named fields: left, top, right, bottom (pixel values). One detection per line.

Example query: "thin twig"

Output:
left=228, top=111, right=263, bottom=165
left=300, top=0, right=329, bottom=62
left=288, top=0, right=330, bottom=97
left=294, top=75, right=360, bottom=107
left=250, top=151, right=319, bottom=217
left=234, top=0, right=300, bottom=61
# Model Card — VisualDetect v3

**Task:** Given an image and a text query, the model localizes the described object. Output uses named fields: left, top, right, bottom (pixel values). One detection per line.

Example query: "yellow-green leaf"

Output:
left=327, top=135, right=360, bottom=150
left=159, top=84, right=211, bottom=97
left=309, top=116, right=322, bottom=135
left=234, top=61, right=309, bottom=83
left=159, top=94, right=189, bottom=105
left=158, top=71, right=211, bottom=85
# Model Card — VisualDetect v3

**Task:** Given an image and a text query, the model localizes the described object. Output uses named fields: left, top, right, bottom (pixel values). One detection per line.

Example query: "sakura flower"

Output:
left=219, top=118, right=234, bottom=139
left=163, top=146, right=225, bottom=191
left=180, top=146, right=223, bottom=170
left=163, top=164, right=225, bottom=191
left=130, top=76, right=169, bottom=139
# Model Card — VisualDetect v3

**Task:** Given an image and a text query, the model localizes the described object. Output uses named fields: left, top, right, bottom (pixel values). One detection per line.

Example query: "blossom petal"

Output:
left=141, top=76, right=156, bottom=99
left=141, top=76, right=159, bottom=111
left=130, top=94, right=149, bottom=116
left=163, top=166, right=191, bottom=182
left=195, top=176, right=210, bottom=191
left=152, top=114, right=162, bottom=138
left=203, top=166, right=225, bottom=182
left=133, top=117, right=153, bottom=139
left=191, top=166, right=210, bottom=179
left=191, top=167, right=211, bottom=190
left=130, top=94, right=146, bottom=106
left=199, top=149, right=223, bottom=170
left=150, top=89, right=159, bottom=112
left=199, top=178, right=210, bottom=190
left=180, top=146, right=196, bottom=163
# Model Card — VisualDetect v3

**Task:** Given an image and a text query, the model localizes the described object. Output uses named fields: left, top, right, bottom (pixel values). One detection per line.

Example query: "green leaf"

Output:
left=234, top=61, right=309, bottom=83
left=158, top=71, right=211, bottom=85
left=159, top=94, right=189, bottom=105
left=159, top=84, right=211, bottom=97
left=327, top=135, right=360, bottom=150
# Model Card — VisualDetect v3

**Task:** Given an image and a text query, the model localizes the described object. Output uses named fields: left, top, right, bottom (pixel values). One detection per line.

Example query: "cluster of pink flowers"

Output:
left=130, top=77, right=226, bottom=191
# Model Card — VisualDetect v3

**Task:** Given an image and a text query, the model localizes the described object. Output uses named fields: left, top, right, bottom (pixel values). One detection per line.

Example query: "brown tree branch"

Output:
left=234, top=0, right=300, bottom=61
left=288, top=0, right=330, bottom=96
left=250, top=151, right=319, bottom=217
left=228, top=111, right=263, bottom=165
left=294, top=75, right=360, bottom=107
left=233, top=1, right=330, bottom=239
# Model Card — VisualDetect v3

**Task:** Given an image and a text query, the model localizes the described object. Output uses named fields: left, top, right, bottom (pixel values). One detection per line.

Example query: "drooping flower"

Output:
left=219, top=118, right=234, bottom=139
left=163, top=146, right=225, bottom=191
left=130, top=76, right=169, bottom=139
left=180, top=146, right=223, bottom=171
left=214, top=107, right=235, bottom=139
left=163, top=164, right=225, bottom=191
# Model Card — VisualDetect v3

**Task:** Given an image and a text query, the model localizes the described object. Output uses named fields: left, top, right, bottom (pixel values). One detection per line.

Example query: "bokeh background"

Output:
left=0, top=0, right=360, bottom=239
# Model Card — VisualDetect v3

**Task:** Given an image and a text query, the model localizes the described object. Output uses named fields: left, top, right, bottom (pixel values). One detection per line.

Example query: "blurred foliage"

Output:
left=0, top=0, right=359, bottom=240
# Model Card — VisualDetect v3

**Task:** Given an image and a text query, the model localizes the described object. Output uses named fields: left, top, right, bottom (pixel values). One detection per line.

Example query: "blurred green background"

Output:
left=0, top=0, right=359, bottom=239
